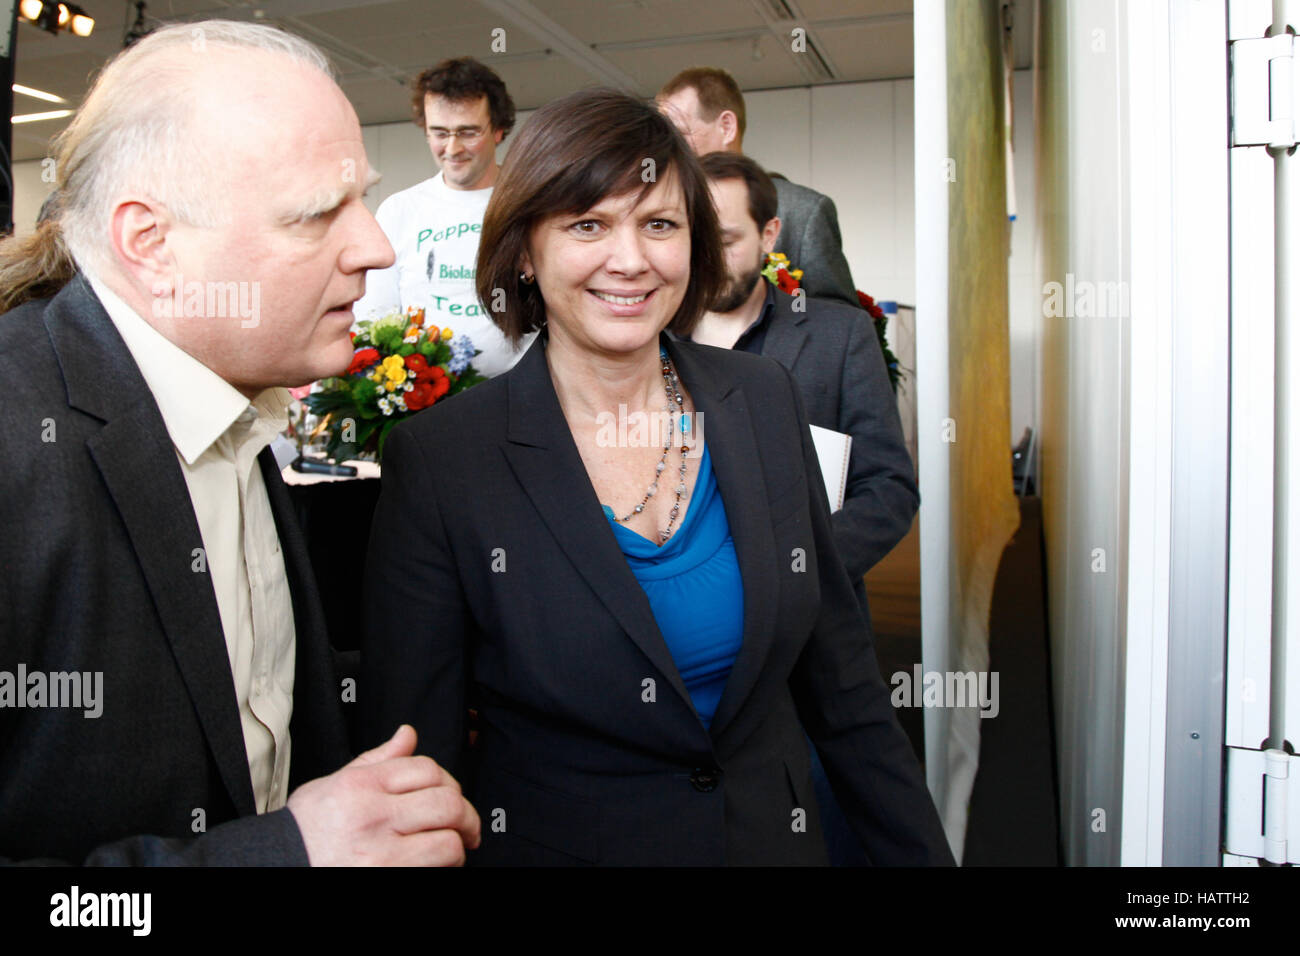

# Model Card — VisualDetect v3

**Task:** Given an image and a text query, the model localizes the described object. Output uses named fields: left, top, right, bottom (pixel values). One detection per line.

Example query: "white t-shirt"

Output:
left=354, top=172, right=533, bottom=378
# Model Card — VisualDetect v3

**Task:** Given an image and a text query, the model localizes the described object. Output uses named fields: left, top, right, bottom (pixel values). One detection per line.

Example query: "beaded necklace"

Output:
left=607, top=348, right=691, bottom=543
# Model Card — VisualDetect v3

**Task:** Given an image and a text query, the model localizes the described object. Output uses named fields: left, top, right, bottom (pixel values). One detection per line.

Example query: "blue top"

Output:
left=602, top=443, right=745, bottom=727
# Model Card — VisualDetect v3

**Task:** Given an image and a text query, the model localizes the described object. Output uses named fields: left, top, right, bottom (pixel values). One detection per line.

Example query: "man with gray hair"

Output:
left=0, top=20, right=479, bottom=865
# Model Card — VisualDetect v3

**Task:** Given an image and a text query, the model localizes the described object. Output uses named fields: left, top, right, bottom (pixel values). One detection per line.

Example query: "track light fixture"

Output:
left=18, top=2, right=95, bottom=38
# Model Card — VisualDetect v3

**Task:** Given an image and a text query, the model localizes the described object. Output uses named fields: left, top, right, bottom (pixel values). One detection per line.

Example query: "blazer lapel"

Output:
left=46, top=276, right=258, bottom=816
left=759, top=291, right=811, bottom=371
left=662, top=338, right=780, bottom=739
left=501, top=337, right=698, bottom=716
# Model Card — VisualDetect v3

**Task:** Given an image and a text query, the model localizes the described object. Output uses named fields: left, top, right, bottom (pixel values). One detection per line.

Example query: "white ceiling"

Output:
left=9, top=0, right=1033, bottom=162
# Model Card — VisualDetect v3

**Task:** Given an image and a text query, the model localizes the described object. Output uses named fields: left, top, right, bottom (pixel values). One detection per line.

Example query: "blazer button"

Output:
left=690, top=768, right=720, bottom=792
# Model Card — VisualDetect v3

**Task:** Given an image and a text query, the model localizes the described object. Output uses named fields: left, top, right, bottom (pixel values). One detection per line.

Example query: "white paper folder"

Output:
left=808, top=424, right=852, bottom=512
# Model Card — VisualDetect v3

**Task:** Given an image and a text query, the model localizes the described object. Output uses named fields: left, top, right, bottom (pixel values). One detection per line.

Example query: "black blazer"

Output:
left=0, top=276, right=351, bottom=865
left=360, top=333, right=953, bottom=865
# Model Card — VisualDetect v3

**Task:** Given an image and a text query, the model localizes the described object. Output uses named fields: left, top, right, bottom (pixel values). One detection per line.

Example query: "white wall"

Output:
left=361, top=80, right=922, bottom=310
left=10, top=159, right=55, bottom=237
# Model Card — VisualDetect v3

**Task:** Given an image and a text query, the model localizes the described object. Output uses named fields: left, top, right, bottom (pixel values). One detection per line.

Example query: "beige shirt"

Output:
left=88, top=274, right=296, bottom=814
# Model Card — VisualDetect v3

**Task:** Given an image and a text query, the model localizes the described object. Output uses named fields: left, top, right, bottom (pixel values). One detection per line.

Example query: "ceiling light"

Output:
left=18, top=1, right=93, bottom=37
left=12, top=109, right=74, bottom=124
left=12, top=83, right=67, bottom=104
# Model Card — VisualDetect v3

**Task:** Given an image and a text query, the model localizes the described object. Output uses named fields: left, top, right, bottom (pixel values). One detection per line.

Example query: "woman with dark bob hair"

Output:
left=360, top=88, right=952, bottom=866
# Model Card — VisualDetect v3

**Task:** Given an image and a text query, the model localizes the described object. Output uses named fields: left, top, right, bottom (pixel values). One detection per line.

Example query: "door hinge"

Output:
left=1231, top=34, right=1297, bottom=148
left=1224, top=746, right=1300, bottom=863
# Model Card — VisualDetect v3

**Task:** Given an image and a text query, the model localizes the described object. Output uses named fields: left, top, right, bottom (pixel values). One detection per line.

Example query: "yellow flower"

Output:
left=380, top=355, right=407, bottom=385
left=441, top=327, right=454, bottom=341
left=385, top=381, right=397, bottom=392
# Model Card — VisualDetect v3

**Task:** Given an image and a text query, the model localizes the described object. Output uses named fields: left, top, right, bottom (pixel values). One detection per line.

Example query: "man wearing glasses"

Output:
left=355, top=57, right=532, bottom=376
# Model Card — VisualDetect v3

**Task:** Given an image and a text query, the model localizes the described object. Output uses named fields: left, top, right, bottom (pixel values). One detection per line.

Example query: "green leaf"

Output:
left=376, top=418, right=400, bottom=461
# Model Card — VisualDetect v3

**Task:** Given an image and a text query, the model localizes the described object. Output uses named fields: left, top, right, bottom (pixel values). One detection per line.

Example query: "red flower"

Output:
left=405, top=353, right=444, bottom=384
left=405, top=381, right=437, bottom=411
left=346, top=347, right=380, bottom=376
left=857, top=290, right=885, bottom=320
left=403, top=364, right=451, bottom=412
left=405, top=368, right=450, bottom=411
left=776, top=268, right=800, bottom=295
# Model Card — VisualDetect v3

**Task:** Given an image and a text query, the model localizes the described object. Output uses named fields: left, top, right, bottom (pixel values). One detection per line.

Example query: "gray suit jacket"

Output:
left=0, top=275, right=351, bottom=865
left=772, top=177, right=859, bottom=308
left=760, top=288, right=918, bottom=593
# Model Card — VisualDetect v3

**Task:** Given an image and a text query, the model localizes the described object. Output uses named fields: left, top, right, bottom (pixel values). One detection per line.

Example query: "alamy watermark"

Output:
left=890, top=665, right=999, bottom=718
left=50, top=886, right=150, bottom=936
left=1041, top=274, right=1129, bottom=319
left=595, top=407, right=704, bottom=459
left=0, top=664, right=103, bottom=718
left=152, top=274, right=261, bottom=328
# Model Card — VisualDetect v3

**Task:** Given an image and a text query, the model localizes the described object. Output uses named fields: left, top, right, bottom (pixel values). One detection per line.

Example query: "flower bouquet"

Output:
left=761, top=252, right=803, bottom=295
left=304, top=306, right=485, bottom=462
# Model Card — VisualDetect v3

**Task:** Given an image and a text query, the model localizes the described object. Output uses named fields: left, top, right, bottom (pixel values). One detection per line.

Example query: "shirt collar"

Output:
left=85, top=272, right=292, bottom=465
left=732, top=282, right=778, bottom=348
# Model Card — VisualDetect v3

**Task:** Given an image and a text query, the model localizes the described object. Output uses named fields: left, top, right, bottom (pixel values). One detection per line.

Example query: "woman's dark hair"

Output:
left=477, top=88, right=725, bottom=345
left=411, top=57, right=515, bottom=136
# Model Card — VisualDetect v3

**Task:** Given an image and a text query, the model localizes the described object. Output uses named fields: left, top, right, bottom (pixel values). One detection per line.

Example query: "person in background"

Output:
left=0, top=20, right=478, bottom=866
left=354, top=56, right=534, bottom=376
left=361, top=87, right=952, bottom=866
left=657, top=66, right=859, bottom=308
left=693, top=150, right=918, bottom=596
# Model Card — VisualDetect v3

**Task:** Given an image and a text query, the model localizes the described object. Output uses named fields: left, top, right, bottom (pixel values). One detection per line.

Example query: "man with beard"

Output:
left=693, top=151, right=920, bottom=867
left=693, top=151, right=918, bottom=595
left=658, top=67, right=859, bottom=307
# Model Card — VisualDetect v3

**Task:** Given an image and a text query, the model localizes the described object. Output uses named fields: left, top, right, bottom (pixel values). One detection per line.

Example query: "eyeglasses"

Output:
left=427, top=126, right=488, bottom=145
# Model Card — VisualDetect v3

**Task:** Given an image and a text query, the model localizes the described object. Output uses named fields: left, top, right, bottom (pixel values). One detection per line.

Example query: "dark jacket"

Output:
left=0, top=276, right=351, bottom=865
left=360, top=332, right=952, bottom=866
left=772, top=176, right=859, bottom=308
left=759, top=288, right=918, bottom=585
